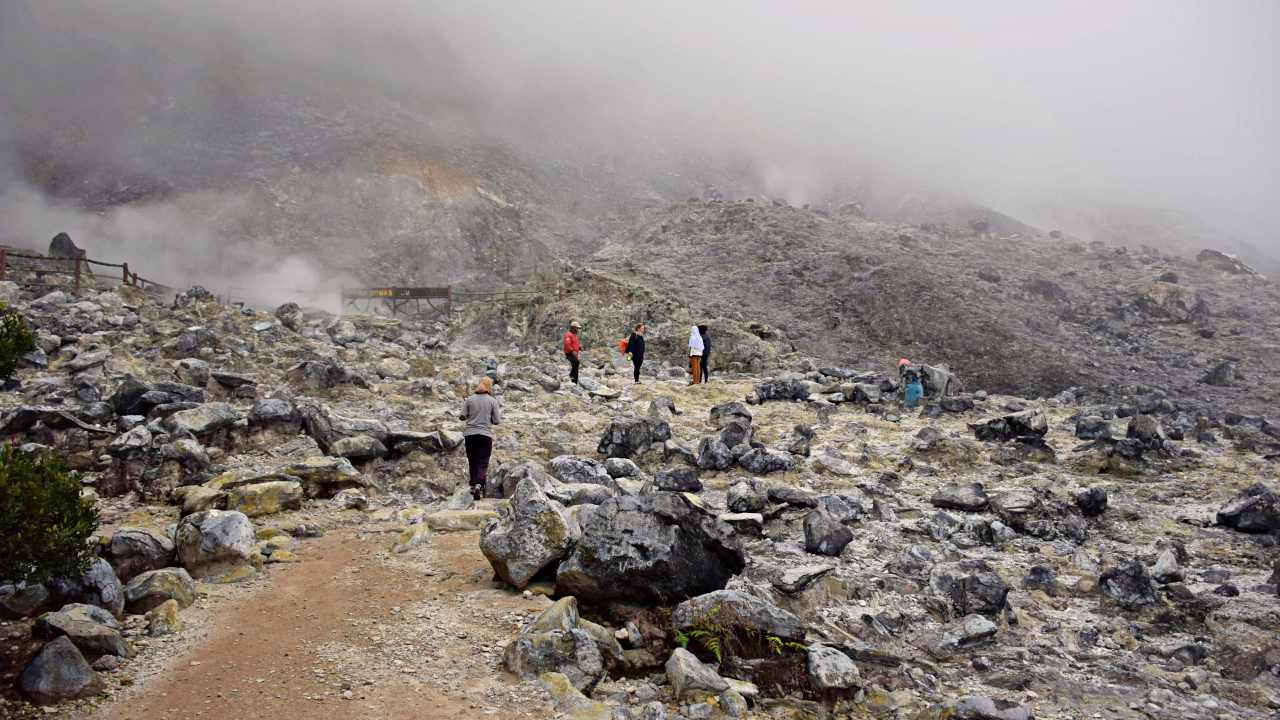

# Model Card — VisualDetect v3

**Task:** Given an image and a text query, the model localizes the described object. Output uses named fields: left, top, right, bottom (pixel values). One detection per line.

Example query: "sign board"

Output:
left=341, top=287, right=451, bottom=300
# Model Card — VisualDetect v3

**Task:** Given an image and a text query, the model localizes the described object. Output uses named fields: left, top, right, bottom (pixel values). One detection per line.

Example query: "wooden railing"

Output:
left=0, top=248, right=171, bottom=295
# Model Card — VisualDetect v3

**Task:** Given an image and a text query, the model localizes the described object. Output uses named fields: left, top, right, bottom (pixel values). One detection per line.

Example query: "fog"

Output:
left=1, top=0, right=1277, bottom=295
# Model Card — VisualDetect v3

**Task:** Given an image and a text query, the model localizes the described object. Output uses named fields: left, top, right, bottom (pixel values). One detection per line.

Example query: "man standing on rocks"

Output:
left=627, top=323, right=646, bottom=383
left=461, top=376, right=501, bottom=499
left=688, top=324, right=704, bottom=385
left=564, top=321, right=582, bottom=384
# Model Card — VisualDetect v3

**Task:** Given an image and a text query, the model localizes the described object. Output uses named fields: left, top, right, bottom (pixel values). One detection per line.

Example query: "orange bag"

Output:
left=619, top=338, right=629, bottom=355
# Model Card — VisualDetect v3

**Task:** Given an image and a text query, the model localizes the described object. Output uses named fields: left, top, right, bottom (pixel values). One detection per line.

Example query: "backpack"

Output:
left=619, top=337, right=629, bottom=355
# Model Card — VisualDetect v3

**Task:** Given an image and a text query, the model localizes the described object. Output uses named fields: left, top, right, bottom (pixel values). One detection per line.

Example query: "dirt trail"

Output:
left=82, top=525, right=550, bottom=720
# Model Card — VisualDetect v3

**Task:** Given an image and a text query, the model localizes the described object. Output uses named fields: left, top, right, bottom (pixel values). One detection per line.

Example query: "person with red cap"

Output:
left=563, top=321, right=582, bottom=384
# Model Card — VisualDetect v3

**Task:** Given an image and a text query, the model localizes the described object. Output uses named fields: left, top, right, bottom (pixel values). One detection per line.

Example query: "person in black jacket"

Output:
left=698, top=324, right=711, bottom=382
left=627, top=323, right=646, bottom=383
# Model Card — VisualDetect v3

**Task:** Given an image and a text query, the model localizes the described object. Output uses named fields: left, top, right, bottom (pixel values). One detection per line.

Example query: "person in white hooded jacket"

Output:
left=688, top=324, right=704, bottom=385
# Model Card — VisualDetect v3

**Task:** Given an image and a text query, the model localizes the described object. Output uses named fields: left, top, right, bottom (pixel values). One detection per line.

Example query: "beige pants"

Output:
left=689, top=355, right=702, bottom=384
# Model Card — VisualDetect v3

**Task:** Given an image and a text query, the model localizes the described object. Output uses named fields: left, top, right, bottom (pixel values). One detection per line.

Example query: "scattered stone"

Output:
left=803, top=509, right=853, bottom=556
left=807, top=643, right=860, bottom=689
left=145, top=599, right=182, bottom=636
left=1099, top=560, right=1158, bottom=607
left=931, top=483, right=989, bottom=512
left=123, top=568, right=197, bottom=614
left=665, top=647, right=728, bottom=700
left=34, top=604, right=131, bottom=658
left=654, top=466, right=702, bottom=492
left=673, top=589, right=805, bottom=640
left=107, top=527, right=175, bottom=583
left=176, top=510, right=255, bottom=580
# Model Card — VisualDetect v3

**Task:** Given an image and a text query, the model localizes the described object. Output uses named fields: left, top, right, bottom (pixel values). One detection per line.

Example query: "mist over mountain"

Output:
left=1, top=0, right=1277, bottom=293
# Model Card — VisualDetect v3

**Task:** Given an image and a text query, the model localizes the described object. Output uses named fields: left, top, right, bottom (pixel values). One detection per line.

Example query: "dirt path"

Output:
left=83, top=525, right=551, bottom=720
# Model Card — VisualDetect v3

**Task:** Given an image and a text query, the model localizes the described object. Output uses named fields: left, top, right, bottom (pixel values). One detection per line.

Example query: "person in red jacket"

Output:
left=563, top=321, right=582, bottom=384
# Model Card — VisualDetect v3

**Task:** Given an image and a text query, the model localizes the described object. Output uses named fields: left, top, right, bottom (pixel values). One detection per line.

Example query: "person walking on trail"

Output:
left=626, top=323, right=647, bottom=383
left=698, top=324, right=712, bottom=383
left=688, top=324, right=704, bottom=385
left=460, top=376, right=501, bottom=499
left=563, top=321, right=582, bottom=385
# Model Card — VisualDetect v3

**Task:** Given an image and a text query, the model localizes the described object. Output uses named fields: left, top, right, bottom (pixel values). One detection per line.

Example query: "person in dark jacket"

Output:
left=698, top=324, right=711, bottom=382
left=460, top=376, right=502, bottom=499
left=627, top=323, right=646, bottom=383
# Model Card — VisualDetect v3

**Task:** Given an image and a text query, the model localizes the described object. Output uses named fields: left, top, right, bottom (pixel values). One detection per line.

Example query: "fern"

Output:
left=674, top=630, right=690, bottom=649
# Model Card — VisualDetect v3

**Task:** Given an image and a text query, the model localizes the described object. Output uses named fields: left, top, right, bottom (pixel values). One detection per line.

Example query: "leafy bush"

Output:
left=0, top=446, right=98, bottom=584
left=0, top=303, right=35, bottom=380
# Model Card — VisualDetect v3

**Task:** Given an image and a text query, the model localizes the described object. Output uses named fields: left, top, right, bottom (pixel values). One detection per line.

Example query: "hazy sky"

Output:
left=1, top=0, right=1277, bottom=252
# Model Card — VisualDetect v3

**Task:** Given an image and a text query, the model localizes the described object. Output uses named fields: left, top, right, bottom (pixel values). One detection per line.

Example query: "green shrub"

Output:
left=0, top=303, right=35, bottom=380
left=0, top=446, right=98, bottom=584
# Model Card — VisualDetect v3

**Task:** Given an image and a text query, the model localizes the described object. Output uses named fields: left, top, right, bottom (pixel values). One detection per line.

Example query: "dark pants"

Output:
left=632, top=355, right=644, bottom=382
left=701, top=352, right=711, bottom=382
left=566, top=352, right=580, bottom=384
left=464, top=434, right=493, bottom=497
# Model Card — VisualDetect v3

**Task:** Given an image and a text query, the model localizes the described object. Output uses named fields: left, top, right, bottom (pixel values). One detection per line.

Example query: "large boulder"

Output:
left=486, top=460, right=554, bottom=499
left=248, top=398, right=301, bottom=429
left=556, top=493, right=746, bottom=605
left=666, top=647, right=728, bottom=700
left=162, top=402, right=242, bottom=436
left=931, top=483, right=989, bottom=512
left=807, top=644, right=860, bottom=690
left=106, top=527, right=175, bottom=583
left=803, top=509, right=853, bottom=556
left=719, top=418, right=754, bottom=449
left=123, top=568, right=197, bottom=614
left=738, top=448, right=795, bottom=474
left=33, top=604, right=131, bottom=658
left=709, top=402, right=753, bottom=428
left=480, top=479, right=575, bottom=589
left=752, top=379, right=811, bottom=403
left=504, top=597, right=606, bottom=692
left=175, top=510, right=255, bottom=580
left=972, top=409, right=1048, bottom=442
left=1099, top=561, right=1157, bottom=607
left=597, top=416, right=671, bottom=459
left=672, top=590, right=805, bottom=640
left=225, top=480, right=304, bottom=517
left=696, top=437, right=733, bottom=471
left=549, top=456, right=615, bottom=489
left=279, top=457, right=364, bottom=498
left=19, top=636, right=104, bottom=704
left=47, top=559, right=124, bottom=619
left=928, top=560, right=1010, bottom=618
left=1215, top=484, right=1280, bottom=534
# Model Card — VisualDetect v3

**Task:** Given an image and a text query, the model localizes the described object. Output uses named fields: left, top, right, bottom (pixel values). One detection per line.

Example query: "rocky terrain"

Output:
left=0, top=238, right=1276, bottom=720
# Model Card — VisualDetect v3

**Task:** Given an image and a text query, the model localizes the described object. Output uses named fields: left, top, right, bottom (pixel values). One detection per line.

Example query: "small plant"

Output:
left=0, top=303, right=35, bottom=381
left=674, top=604, right=808, bottom=664
left=0, top=446, right=99, bottom=584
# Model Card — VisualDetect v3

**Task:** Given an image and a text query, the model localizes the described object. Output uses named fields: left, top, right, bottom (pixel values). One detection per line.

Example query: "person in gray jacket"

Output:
left=461, top=376, right=502, bottom=499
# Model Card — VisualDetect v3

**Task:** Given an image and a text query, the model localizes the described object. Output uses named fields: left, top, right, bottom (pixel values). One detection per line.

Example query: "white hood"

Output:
left=688, top=325, right=704, bottom=354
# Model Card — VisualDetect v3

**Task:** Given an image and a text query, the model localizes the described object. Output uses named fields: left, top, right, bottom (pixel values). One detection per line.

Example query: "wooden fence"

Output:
left=0, top=248, right=171, bottom=295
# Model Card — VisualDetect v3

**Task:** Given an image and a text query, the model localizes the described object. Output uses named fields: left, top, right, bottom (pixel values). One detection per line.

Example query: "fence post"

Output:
left=0, top=248, right=6, bottom=281
left=74, top=257, right=81, bottom=294
left=122, top=262, right=129, bottom=286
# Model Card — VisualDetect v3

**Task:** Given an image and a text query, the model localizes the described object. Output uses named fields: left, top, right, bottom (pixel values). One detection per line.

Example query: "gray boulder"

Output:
left=274, top=302, right=304, bottom=331
left=972, top=408, right=1048, bottom=442
left=803, top=509, right=853, bottom=556
left=672, top=589, right=805, bottom=640
left=709, top=401, right=752, bottom=428
left=654, top=467, right=702, bottom=493
left=931, top=483, right=989, bottom=512
left=928, top=560, right=1010, bottom=618
left=504, top=597, right=606, bottom=691
left=480, top=479, right=575, bottom=589
left=123, top=568, right=196, bottom=614
left=47, top=559, right=124, bottom=619
left=1099, top=560, right=1157, bottom=607
left=1215, top=484, right=1280, bottom=534
left=727, top=478, right=768, bottom=513
left=107, top=527, right=175, bottom=582
left=930, top=696, right=1034, bottom=720
left=19, top=636, right=104, bottom=704
left=34, top=604, right=131, bottom=658
left=163, top=402, right=242, bottom=436
left=550, top=456, right=616, bottom=488
left=806, top=644, right=860, bottom=690
left=598, top=416, right=671, bottom=458
left=175, top=510, right=255, bottom=580
left=556, top=493, right=745, bottom=605
left=328, top=434, right=388, bottom=460
left=487, top=459, right=554, bottom=499
left=666, top=648, right=728, bottom=700
left=738, top=447, right=795, bottom=474
left=718, top=418, right=754, bottom=449
left=696, top=437, right=733, bottom=471
left=248, top=398, right=300, bottom=428
left=753, top=379, right=811, bottom=403
left=604, top=458, right=642, bottom=479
